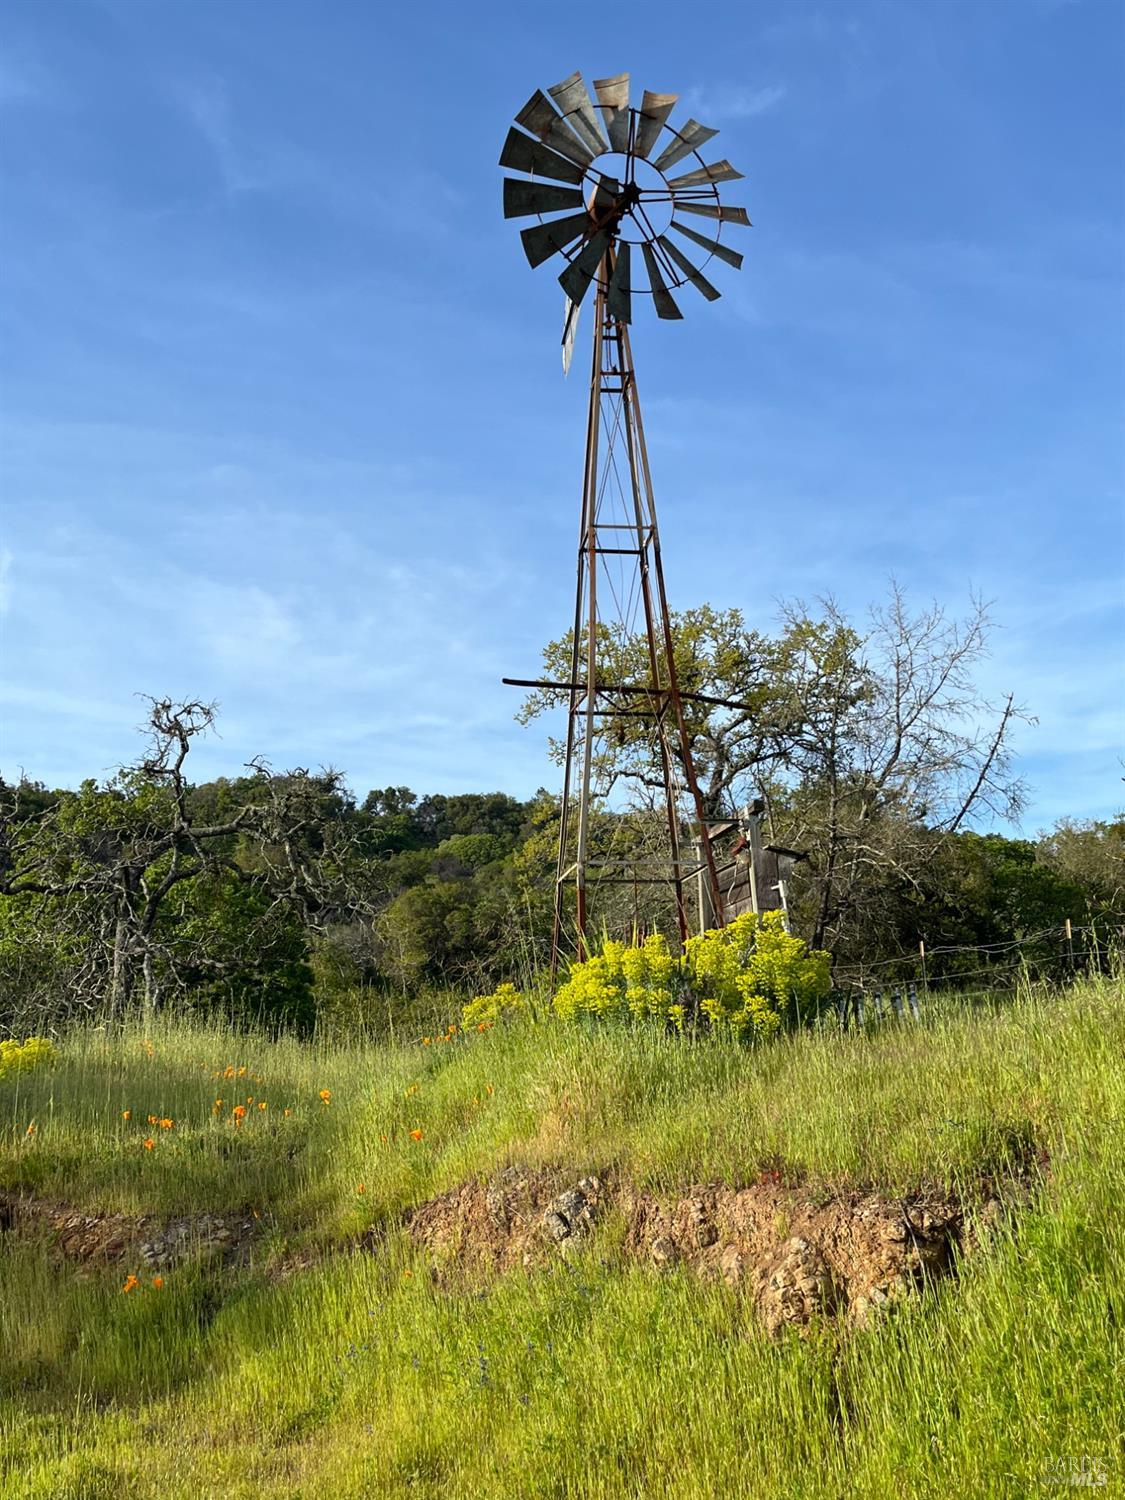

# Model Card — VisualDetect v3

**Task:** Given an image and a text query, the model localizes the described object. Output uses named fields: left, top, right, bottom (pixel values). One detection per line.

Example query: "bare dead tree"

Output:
left=772, top=585, right=1030, bottom=954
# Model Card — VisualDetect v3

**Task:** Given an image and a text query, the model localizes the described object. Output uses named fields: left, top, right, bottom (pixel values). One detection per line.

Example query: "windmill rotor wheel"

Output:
left=500, top=71, right=752, bottom=323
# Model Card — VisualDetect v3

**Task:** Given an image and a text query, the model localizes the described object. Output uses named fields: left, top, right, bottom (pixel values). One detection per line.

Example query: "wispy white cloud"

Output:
left=174, top=75, right=302, bottom=196
left=171, top=72, right=465, bottom=235
left=680, top=83, right=787, bottom=122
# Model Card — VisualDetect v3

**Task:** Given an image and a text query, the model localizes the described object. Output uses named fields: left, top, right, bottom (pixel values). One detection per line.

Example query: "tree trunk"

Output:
left=142, top=949, right=160, bottom=1017
left=110, top=915, right=131, bottom=1016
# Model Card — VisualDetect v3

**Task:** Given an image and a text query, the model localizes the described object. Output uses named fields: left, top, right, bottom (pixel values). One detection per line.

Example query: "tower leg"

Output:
left=550, top=249, right=726, bottom=976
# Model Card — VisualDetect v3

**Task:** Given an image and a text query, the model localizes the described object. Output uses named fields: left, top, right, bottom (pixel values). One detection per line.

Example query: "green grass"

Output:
left=2, top=976, right=1123, bottom=1497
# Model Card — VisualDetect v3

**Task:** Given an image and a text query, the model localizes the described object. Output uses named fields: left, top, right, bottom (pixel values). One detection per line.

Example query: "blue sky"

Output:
left=1, top=0, right=1122, bottom=832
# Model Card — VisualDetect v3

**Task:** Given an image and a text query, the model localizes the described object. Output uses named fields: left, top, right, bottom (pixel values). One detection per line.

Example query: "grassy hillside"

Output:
left=2, top=977, right=1122, bottom=1498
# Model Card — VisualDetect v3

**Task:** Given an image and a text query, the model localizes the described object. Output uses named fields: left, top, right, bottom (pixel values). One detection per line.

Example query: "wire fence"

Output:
left=825, top=921, right=1121, bottom=1032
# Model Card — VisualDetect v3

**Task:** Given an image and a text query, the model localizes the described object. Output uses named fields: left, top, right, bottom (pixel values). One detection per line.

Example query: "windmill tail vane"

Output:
left=499, top=71, right=753, bottom=973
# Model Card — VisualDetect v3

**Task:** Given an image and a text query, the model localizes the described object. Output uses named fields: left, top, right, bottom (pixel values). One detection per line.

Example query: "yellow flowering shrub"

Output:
left=553, top=933, right=679, bottom=1023
left=461, top=981, right=527, bottom=1029
left=0, top=1036, right=57, bottom=1079
left=684, top=910, right=831, bottom=1038
left=553, top=912, right=831, bottom=1040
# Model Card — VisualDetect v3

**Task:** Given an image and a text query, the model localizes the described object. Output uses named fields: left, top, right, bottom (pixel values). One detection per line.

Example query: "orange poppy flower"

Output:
left=159, top=1118, right=173, bottom=1129
left=152, top=1276, right=164, bottom=1290
left=319, top=1090, right=331, bottom=1103
left=25, top=1123, right=35, bottom=1136
left=410, top=1128, right=424, bottom=1142
left=232, top=1105, right=246, bottom=1121
left=122, top=1110, right=131, bottom=1121
left=122, top=1274, right=139, bottom=1293
left=143, top=1138, right=155, bottom=1150
left=357, top=1183, right=366, bottom=1194
left=257, top=1101, right=267, bottom=1111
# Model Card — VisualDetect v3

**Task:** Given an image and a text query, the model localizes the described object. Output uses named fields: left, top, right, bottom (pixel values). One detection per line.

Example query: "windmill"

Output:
left=499, top=71, right=752, bottom=971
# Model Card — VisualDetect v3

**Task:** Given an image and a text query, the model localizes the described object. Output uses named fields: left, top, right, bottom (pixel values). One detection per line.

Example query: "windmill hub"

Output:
left=586, top=155, right=673, bottom=240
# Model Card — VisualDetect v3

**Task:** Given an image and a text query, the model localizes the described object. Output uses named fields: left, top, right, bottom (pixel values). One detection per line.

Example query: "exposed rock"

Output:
left=541, top=1183, right=599, bottom=1243
left=0, top=1192, right=261, bottom=1271
left=650, top=1235, right=680, bottom=1268
left=720, top=1244, right=745, bottom=1287
left=400, top=1171, right=1008, bottom=1338
left=754, top=1237, right=836, bottom=1337
left=4, top=1161, right=1032, bottom=1342
left=486, top=1166, right=536, bottom=1233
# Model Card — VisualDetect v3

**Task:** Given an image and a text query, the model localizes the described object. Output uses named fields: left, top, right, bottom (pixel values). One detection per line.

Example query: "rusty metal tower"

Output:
left=499, top=71, right=752, bottom=970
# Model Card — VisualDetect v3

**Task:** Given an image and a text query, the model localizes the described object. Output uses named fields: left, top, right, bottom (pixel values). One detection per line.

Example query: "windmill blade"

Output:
left=558, top=230, right=610, bottom=308
left=548, top=71, right=609, bottom=157
left=499, top=127, right=587, bottom=185
left=657, top=234, right=721, bottom=301
left=634, top=90, right=678, bottom=160
left=651, top=119, right=719, bottom=173
left=670, top=218, right=744, bottom=270
left=515, top=90, right=595, bottom=167
left=503, top=178, right=588, bottom=220
left=608, top=241, right=632, bottom=323
left=594, top=72, right=631, bottom=153
left=591, top=174, right=620, bottom=221
left=641, top=241, right=683, bottom=320
left=673, top=200, right=752, bottom=226
left=520, top=210, right=592, bottom=268
left=666, top=159, right=744, bottom=190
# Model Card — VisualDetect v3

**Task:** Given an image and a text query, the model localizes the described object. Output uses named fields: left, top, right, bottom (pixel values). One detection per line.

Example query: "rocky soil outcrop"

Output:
left=2, top=1167, right=1029, bottom=1337
left=407, top=1166, right=1020, bottom=1334
left=0, top=1192, right=260, bottom=1272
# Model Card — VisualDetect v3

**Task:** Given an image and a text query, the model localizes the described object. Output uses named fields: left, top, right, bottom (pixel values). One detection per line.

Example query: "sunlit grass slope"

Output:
left=2, top=977, right=1122, bottom=1498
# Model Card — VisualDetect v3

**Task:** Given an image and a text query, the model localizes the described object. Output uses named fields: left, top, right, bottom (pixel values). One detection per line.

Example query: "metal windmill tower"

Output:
left=499, top=71, right=752, bottom=971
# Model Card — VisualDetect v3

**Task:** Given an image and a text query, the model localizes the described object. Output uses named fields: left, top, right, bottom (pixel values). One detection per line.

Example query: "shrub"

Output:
left=552, top=933, right=677, bottom=1024
left=553, top=912, right=831, bottom=1039
left=462, top=981, right=527, bottom=1030
left=0, top=1036, right=58, bottom=1079
left=683, top=911, right=832, bottom=1037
